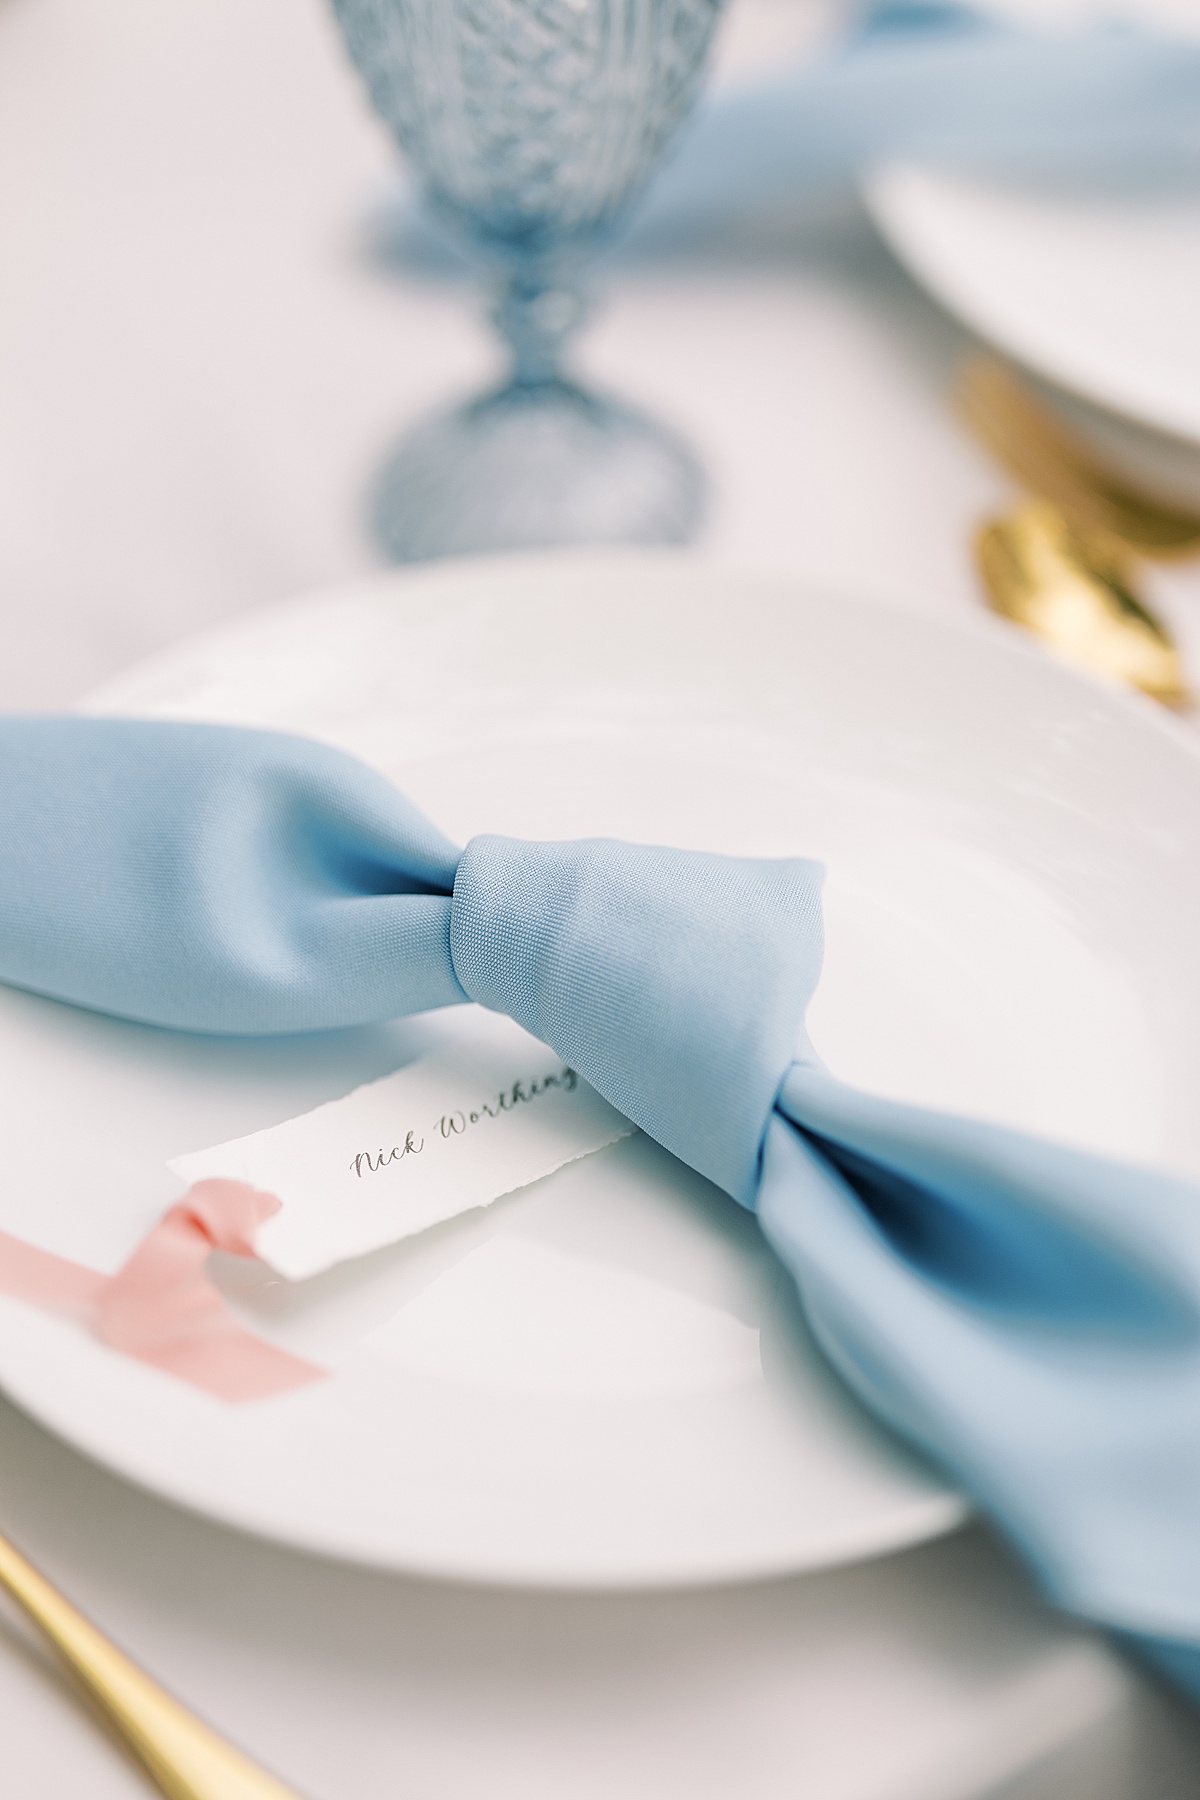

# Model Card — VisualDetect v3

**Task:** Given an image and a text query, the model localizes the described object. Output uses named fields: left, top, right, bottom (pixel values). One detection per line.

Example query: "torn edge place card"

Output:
left=168, top=1017, right=635, bottom=1280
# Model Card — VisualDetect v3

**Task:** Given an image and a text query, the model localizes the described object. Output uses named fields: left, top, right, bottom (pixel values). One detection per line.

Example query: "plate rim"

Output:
left=84, top=545, right=1200, bottom=770
left=864, top=159, right=1200, bottom=447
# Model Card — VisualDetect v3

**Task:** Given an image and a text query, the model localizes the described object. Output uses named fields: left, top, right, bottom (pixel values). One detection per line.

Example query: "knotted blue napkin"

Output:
left=3, top=715, right=1200, bottom=1700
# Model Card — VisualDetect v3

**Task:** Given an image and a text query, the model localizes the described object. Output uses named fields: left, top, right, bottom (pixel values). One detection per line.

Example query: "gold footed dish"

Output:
left=975, top=500, right=1187, bottom=709
left=958, top=356, right=1200, bottom=560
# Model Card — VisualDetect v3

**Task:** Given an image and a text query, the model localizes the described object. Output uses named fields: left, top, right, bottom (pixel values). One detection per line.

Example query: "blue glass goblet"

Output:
left=330, top=0, right=724, bottom=562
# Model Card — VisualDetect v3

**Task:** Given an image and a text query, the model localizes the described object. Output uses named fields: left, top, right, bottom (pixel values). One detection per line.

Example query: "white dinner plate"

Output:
left=866, top=162, right=1200, bottom=447
left=4, top=550, right=1200, bottom=1586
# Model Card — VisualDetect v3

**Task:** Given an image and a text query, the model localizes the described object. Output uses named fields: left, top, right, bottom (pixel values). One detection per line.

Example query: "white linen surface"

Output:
left=2, top=1, right=1200, bottom=1795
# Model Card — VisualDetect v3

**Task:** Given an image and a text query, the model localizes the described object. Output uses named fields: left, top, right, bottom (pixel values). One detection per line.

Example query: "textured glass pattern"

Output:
left=332, top=0, right=721, bottom=250
left=329, top=0, right=722, bottom=561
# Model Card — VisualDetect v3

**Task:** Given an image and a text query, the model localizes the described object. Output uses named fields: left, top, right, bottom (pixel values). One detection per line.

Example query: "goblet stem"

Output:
left=368, top=230, right=706, bottom=562
left=492, top=266, right=587, bottom=387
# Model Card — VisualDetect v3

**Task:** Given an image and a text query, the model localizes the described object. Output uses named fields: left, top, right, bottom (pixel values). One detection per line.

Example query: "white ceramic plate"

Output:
left=5, top=551, right=1200, bottom=1587
left=866, top=162, right=1200, bottom=446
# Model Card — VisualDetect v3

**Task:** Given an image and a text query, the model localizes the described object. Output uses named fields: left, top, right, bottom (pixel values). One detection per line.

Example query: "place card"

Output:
left=168, top=1017, right=634, bottom=1280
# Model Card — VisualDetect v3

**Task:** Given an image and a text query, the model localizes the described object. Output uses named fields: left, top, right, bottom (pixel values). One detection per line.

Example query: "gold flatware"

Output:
left=975, top=499, right=1187, bottom=708
left=958, top=356, right=1200, bottom=560
left=0, top=1526, right=305, bottom=1800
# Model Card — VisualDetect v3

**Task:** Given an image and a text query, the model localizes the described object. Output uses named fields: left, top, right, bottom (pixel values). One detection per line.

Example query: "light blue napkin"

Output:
left=622, top=2, right=1200, bottom=247
left=2, top=714, right=1200, bottom=1699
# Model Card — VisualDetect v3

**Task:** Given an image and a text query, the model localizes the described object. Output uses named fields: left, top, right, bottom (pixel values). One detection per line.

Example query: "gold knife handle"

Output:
left=0, top=1529, right=305, bottom=1800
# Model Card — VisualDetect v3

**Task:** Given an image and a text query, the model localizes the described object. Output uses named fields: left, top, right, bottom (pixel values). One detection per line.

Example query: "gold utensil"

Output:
left=0, top=1526, right=305, bottom=1800
left=975, top=499, right=1187, bottom=707
left=958, top=356, right=1200, bottom=559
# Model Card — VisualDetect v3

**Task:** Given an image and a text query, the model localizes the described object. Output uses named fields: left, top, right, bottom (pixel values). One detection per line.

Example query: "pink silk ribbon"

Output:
left=0, top=1180, right=324, bottom=1402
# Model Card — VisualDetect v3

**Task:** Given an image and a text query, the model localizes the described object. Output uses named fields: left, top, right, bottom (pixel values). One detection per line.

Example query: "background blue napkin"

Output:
left=3, top=714, right=1200, bottom=1701
left=626, top=2, right=1200, bottom=248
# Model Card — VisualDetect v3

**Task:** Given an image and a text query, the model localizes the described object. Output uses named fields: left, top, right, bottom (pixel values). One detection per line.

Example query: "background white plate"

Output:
left=4, top=550, right=1200, bottom=1587
left=866, top=162, right=1200, bottom=447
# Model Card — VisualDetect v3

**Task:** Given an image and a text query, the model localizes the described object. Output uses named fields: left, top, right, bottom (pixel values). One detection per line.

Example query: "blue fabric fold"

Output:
left=618, top=4, right=1200, bottom=249
left=451, top=833, right=823, bottom=1204
left=0, top=718, right=465, bottom=1031
left=4, top=715, right=1200, bottom=1700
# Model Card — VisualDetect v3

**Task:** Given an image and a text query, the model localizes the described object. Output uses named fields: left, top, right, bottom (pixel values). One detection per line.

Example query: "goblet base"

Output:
left=370, top=379, right=706, bottom=563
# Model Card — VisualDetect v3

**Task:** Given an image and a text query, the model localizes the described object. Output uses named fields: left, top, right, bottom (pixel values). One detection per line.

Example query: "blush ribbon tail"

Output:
left=0, top=1180, right=323, bottom=1403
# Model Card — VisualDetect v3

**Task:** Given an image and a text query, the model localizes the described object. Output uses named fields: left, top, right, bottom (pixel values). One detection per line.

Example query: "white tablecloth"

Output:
left=3, top=2, right=1200, bottom=1794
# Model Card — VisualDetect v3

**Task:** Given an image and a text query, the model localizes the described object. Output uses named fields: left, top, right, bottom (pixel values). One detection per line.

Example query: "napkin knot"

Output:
left=450, top=834, right=824, bottom=1205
